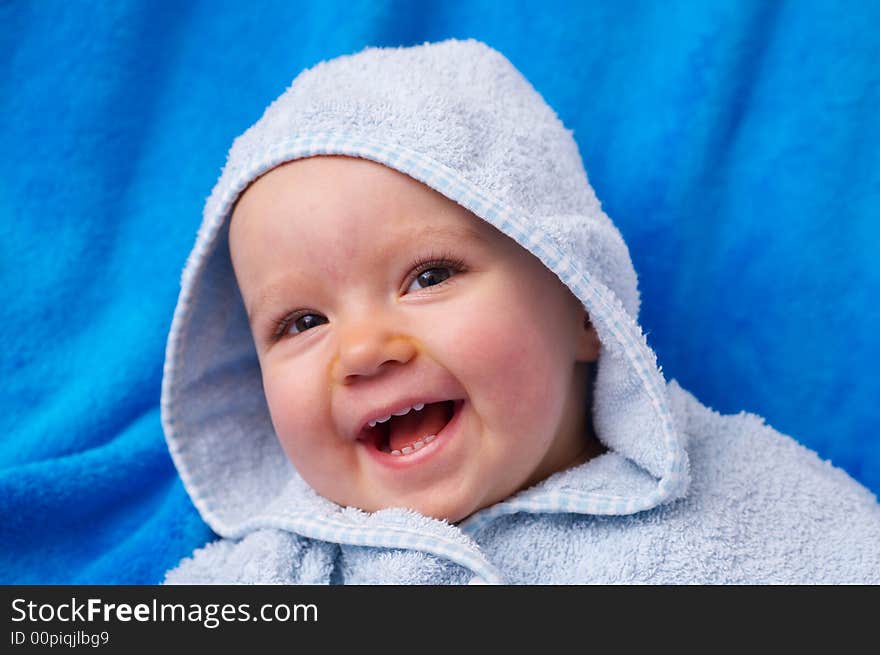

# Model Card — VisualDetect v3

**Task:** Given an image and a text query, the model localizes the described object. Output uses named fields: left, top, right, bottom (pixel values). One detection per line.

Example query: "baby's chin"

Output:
left=300, top=461, right=501, bottom=524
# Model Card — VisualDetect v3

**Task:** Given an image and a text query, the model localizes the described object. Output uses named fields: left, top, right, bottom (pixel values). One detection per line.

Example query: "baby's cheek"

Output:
left=447, top=296, right=566, bottom=432
left=262, top=367, right=323, bottom=456
left=262, top=364, right=358, bottom=494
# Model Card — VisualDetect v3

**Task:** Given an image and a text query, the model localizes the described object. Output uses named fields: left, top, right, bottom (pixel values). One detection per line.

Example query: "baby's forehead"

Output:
left=229, top=155, right=523, bottom=275
left=298, top=201, right=498, bottom=246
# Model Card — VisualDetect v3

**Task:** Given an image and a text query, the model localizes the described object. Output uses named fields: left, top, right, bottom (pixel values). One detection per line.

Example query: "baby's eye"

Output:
left=274, top=312, right=328, bottom=340
left=404, top=254, right=466, bottom=294
left=405, top=266, right=454, bottom=293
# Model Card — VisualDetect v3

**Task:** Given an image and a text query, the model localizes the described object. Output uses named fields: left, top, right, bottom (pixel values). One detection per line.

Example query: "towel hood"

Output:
left=161, top=38, right=689, bottom=541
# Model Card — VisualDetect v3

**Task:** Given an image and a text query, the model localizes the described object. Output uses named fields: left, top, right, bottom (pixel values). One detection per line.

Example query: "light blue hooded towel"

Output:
left=161, top=39, right=880, bottom=584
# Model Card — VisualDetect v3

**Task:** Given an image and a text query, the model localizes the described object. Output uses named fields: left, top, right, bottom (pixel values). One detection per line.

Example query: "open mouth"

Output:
left=362, top=399, right=461, bottom=457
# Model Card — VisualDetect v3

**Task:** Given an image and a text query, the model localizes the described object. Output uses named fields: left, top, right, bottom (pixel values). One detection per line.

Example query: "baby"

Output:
left=228, top=153, right=606, bottom=523
left=161, top=39, right=880, bottom=584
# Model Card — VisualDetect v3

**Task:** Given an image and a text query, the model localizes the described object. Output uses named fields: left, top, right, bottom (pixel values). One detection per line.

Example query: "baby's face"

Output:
left=229, top=155, right=601, bottom=523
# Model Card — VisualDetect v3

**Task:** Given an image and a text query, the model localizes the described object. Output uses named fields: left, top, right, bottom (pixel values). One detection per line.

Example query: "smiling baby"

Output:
left=161, top=39, right=880, bottom=584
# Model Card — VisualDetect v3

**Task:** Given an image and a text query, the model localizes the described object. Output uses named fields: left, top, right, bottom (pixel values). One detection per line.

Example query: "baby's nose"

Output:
left=333, top=321, right=417, bottom=382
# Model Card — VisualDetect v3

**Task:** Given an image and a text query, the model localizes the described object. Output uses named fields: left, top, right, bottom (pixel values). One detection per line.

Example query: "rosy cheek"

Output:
left=442, top=295, right=562, bottom=431
left=262, top=370, right=317, bottom=448
left=263, top=363, right=355, bottom=483
left=449, top=308, right=542, bottom=418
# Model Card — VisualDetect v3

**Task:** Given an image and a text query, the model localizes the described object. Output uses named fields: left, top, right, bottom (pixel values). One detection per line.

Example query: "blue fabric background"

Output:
left=1, top=0, right=877, bottom=583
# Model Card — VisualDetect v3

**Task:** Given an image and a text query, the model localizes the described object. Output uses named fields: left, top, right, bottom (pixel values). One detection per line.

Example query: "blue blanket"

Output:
left=2, top=0, right=878, bottom=584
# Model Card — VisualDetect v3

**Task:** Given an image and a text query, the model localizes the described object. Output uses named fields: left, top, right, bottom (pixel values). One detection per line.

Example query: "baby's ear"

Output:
left=577, top=312, right=601, bottom=363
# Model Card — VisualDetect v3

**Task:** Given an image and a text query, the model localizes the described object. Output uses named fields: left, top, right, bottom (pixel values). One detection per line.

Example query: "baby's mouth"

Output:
left=366, top=400, right=457, bottom=456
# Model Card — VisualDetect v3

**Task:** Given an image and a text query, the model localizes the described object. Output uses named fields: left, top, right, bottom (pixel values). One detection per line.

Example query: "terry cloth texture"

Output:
left=160, top=39, right=880, bottom=584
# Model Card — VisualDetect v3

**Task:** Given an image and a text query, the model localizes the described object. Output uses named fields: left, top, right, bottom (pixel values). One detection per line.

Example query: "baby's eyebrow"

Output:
left=246, top=223, right=488, bottom=324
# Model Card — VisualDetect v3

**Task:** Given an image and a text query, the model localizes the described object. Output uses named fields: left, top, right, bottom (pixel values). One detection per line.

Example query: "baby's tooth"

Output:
left=384, top=434, right=436, bottom=457
left=371, top=403, right=431, bottom=432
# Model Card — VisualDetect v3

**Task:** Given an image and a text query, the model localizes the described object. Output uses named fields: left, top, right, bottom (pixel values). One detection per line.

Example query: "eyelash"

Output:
left=268, top=250, right=468, bottom=343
